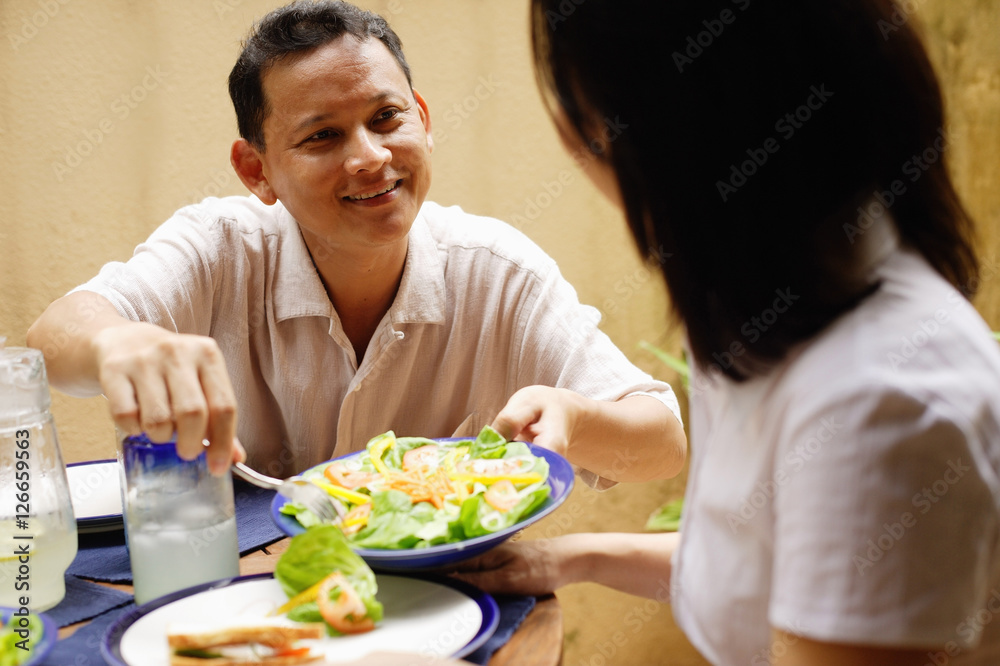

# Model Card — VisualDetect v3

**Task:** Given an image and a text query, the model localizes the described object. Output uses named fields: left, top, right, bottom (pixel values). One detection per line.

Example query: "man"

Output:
left=27, top=1, right=684, bottom=485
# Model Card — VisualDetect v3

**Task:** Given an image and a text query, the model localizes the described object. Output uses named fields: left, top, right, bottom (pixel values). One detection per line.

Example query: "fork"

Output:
left=232, top=461, right=342, bottom=524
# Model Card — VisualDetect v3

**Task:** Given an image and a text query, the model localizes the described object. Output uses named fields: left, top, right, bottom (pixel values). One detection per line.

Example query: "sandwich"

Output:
left=166, top=619, right=325, bottom=665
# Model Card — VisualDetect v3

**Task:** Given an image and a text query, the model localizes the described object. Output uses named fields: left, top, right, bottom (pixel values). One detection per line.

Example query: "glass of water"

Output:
left=119, top=432, right=239, bottom=605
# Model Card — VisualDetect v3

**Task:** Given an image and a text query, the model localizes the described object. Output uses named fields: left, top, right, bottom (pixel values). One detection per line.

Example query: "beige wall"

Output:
left=1, top=1, right=997, bottom=664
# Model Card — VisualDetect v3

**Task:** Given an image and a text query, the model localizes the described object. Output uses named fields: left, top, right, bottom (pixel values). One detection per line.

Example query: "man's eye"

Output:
left=374, top=109, right=399, bottom=123
left=308, top=129, right=336, bottom=141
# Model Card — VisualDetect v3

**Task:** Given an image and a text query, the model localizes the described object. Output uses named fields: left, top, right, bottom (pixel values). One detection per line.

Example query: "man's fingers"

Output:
left=102, top=373, right=143, bottom=436
left=132, top=367, right=174, bottom=444
left=166, top=362, right=210, bottom=461
left=491, top=401, right=541, bottom=443
left=200, top=358, right=238, bottom=475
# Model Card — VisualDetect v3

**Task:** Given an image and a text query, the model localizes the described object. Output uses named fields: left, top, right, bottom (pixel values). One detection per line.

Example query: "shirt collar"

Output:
left=272, top=203, right=446, bottom=326
left=389, top=210, right=447, bottom=326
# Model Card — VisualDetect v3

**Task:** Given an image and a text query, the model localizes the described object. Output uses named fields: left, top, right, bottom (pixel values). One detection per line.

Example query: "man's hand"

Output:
left=491, top=385, right=686, bottom=483
left=27, top=291, right=241, bottom=474
left=93, top=323, right=239, bottom=473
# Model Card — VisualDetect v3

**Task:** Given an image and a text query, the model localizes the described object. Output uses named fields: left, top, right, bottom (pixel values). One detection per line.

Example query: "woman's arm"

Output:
left=448, top=531, right=680, bottom=598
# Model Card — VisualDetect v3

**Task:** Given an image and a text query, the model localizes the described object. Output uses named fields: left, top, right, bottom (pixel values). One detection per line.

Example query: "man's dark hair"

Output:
left=532, top=0, right=979, bottom=381
left=229, top=0, right=412, bottom=150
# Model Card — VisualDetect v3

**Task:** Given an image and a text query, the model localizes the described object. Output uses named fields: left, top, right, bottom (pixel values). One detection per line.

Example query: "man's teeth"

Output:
left=349, top=182, right=398, bottom=201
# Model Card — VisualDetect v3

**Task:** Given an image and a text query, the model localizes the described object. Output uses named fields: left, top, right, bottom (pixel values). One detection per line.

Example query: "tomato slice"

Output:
left=273, top=646, right=313, bottom=658
left=316, top=572, right=375, bottom=634
left=483, top=479, right=520, bottom=512
left=324, top=462, right=378, bottom=490
left=402, top=444, right=440, bottom=473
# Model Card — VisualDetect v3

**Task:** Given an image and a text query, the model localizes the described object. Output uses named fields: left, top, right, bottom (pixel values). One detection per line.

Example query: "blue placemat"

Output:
left=38, top=601, right=137, bottom=666
left=465, top=594, right=537, bottom=664
left=66, top=477, right=286, bottom=583
left=44, top=575, right=133, bottom=628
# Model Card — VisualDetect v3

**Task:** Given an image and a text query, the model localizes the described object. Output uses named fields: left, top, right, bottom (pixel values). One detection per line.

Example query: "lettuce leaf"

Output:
left=273, top=525, right=382, bottom=625
left=468, top=425, right=507, bottom=459
left=459, top=486, right=550, bottom=538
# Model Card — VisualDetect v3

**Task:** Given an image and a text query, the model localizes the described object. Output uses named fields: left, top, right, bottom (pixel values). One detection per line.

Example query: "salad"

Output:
left=280, top=426, right=552, bottom=549
left=0, top=612, right=44, bottom=666
left=272, top=526, right=383, bottom=635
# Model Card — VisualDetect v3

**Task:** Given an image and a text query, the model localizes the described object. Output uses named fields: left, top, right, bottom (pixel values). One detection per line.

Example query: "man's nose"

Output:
left=344, top=129, right=391, bottom=174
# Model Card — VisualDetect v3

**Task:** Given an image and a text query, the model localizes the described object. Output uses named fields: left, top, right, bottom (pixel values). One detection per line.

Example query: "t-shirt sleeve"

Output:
left=70, top=204, right=220, bottom=336
left=511, top=261, right=683, bottom=490
left=769, top=385, right=1000, bottom=648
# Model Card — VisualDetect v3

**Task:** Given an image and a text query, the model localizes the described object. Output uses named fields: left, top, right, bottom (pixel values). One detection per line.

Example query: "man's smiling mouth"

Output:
left=346, top=180, right=401, bottom=201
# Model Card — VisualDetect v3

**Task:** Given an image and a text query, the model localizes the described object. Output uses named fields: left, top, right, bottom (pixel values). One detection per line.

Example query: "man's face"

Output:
left=253, top=36, right=433, bottom=256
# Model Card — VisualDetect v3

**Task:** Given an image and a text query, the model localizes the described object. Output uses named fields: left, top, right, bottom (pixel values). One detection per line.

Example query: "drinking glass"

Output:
left=118, top=432, right=239, bottom=605
left=0, top=345, right=78, bottom=612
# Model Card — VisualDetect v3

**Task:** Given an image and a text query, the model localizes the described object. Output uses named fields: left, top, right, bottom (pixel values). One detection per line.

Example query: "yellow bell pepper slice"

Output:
left=442, top=445, right=469, bottom=471
left=310, top=477, right=371, bottom=506
left=269, top=578, right=325, bottom=616
left=368, top=432, right=397, bottom=475
left=449, top=472, right=545, bottom=486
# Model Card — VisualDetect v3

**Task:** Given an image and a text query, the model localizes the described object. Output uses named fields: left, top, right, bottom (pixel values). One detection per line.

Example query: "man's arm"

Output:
left=492, top=386, right=686, bottom=483
left=27, top=290, right=240, bottom=473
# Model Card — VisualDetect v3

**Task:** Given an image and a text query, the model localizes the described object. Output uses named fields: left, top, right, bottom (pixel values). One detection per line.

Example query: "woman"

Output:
left=455, top=1, right=1000, bottom=663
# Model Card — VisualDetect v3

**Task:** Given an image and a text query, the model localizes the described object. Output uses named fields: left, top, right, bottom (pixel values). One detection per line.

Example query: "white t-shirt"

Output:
left=75, top=196, right=680, bottom=480
left=673, top=239, right=1000, bottom=664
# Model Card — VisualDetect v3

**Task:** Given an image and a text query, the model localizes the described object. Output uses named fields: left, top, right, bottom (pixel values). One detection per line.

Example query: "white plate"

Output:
left=66, top=459, right=123, bottom=531
left=102, top=574, right=498, bottom=665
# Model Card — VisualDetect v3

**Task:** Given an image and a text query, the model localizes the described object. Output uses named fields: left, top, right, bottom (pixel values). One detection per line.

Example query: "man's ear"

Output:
left=413, top=89, right=433, bottom=154
left=231, top=138, right=278, bottom=204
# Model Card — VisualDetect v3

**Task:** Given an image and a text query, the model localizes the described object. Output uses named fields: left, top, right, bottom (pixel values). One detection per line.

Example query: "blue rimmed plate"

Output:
left=270, top=440, right=575, bottom=570
left=100, top=573, right=498, bottom=665
left=66, top=459, right=124, bottom=533
left=0, top=607, right=57, bottom=666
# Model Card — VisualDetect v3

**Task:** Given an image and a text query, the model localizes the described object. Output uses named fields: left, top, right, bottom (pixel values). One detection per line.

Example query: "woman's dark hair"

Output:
left=229, top=0, right=412, bottom=151
left=531, top=0, right=978, bottom=380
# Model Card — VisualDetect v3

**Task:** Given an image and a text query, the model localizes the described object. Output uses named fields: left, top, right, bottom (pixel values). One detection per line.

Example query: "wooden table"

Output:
left=60, top=537, right=563, bottom=665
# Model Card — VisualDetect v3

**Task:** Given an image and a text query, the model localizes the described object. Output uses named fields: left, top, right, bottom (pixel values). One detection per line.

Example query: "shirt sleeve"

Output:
left=70, top=203, right=220, bottom=336
left=768, top=384, right=1000, bottom=649
left=510, top=260, right=683, bottom=489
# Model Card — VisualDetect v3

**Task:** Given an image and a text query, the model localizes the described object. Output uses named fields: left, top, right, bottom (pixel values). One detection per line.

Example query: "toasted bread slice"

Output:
left=168, top=651, right=324, bottom=666
left=167, top=621, right=325, bottom=650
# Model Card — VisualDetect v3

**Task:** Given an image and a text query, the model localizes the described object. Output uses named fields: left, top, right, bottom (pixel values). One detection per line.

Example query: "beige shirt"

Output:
left=76, top=197, right=680, bottom=479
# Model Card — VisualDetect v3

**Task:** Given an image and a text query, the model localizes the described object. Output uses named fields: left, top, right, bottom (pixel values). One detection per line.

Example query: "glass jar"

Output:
left=119, top=432, right=239, bottom=605
left=0, top=345, right=78, bottom=611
